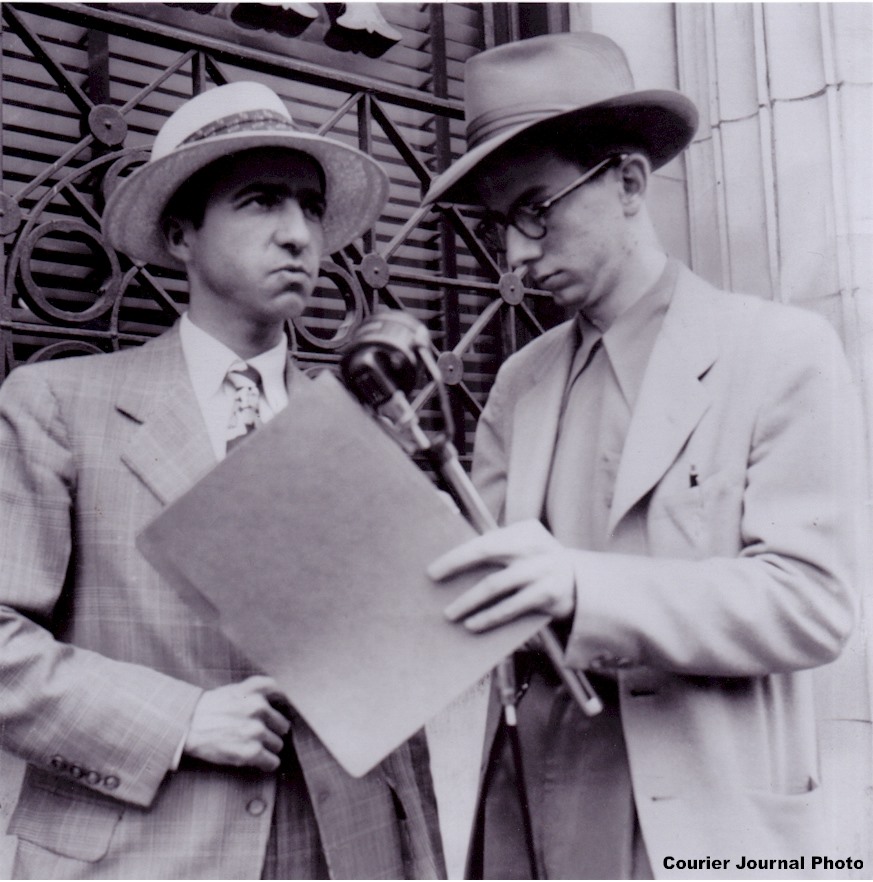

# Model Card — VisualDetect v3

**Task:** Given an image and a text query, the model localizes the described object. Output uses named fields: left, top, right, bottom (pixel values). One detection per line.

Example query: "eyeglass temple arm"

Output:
left=537, top=153, right=628, bottom=213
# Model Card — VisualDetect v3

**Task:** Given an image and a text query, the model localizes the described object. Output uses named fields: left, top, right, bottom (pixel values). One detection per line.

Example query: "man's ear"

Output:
left=618, top=153, right=650, bottom=216
left=163, top=215, right=192, bottom=264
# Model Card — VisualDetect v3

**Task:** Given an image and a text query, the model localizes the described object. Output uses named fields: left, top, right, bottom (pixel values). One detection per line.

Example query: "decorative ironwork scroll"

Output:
left=0, top=2, right=561, bottom=462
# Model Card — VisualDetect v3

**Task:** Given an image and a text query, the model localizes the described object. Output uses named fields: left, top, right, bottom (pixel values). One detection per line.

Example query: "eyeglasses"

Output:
left=474, top=154, right=627, bottom=255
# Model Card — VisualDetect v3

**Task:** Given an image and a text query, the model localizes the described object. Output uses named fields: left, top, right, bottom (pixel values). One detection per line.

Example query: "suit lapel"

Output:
left=607, top=269, right=721, bottom=533
left=117, top=326, right=217, bottom=506
left=505, top=323, right=576, bottom=523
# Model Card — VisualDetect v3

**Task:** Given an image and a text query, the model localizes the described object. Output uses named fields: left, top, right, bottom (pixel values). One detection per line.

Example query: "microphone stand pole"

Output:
left=424, top=437, right=604, bottom=718
left=371, top=385, right=603, bottom=718
left=420, top=431, right=603, bottom=881
left=341, top=318, right=602, bottom=877
left=422, top=433, right=539, bottom=876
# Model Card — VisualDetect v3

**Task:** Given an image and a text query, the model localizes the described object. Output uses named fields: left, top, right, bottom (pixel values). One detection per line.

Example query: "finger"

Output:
left=261, top=703, right=292, bottom=737
left=429, top=520, right=557, bottom=582
left=428, top=530, right=520, bottom=581
left=429, top=537, right=492, bottom=582
left=260, top=728, right=285, bottom=757
left=241, top=678, right=293, bottom=722
left=444, top=556, right=541, bottom=621
left=248, top=746, right=282, bottom=773
left=264, top=688, right=293, bottom=721
left=240, top=690, right=290, bottom=732
left=262, top=684, right=291, bottom=713
left=235, top=721, right=284, bottom=764
left=461, top=582, right=550, bottom=632
left=241, top=675, right=283, bottom=697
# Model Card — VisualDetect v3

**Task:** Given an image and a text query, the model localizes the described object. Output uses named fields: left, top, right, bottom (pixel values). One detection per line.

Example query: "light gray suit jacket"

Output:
left=471, top=265, right=861, bottom=876
left=0, top=325, right=445, bottom=879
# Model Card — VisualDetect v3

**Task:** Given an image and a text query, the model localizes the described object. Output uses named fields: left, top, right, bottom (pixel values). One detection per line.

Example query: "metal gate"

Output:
left=0, top=2, right=561, bottom=461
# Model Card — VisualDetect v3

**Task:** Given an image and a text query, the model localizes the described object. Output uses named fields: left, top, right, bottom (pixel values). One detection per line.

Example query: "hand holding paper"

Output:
left=138, top=371, right=547, bottom=776
left=431, top=519, right=577, bottom=631
left=184, top=675, right=292, bottom=772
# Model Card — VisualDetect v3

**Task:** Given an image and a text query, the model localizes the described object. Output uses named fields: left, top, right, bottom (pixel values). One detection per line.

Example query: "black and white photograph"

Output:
left=0, top=2, right=870, bottom=879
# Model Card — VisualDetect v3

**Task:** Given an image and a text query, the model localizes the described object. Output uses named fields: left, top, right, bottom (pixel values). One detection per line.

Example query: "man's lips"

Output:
left=274, top=265, right=309, bottom=276
left=529, top=269, right=558, bottom=290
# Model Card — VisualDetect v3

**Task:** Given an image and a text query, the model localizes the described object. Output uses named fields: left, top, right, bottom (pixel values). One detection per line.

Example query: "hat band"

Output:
left=181, top=109, right=300, bottom=146
left=467, top=104, right=578, bottom=149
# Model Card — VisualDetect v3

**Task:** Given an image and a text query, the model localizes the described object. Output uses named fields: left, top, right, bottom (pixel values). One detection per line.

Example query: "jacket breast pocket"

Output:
left=9, top=767, right=124, bottom=862
left=650, top=469, right=740, bottom=557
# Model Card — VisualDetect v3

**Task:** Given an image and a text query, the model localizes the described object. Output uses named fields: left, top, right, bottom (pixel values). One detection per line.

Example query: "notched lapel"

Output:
left=116, top=329, right=216, bottom=506
left=608, top=275, right=721, bottom=533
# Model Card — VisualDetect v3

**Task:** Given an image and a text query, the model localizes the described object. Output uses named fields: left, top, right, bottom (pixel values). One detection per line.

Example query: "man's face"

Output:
left=170, top=149, right=326, bottom=340
left=475, top=147, right=628, bottom=318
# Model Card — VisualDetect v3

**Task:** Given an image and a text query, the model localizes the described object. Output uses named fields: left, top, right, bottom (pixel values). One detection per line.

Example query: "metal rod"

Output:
left=432, top=440, right=603, bottom=717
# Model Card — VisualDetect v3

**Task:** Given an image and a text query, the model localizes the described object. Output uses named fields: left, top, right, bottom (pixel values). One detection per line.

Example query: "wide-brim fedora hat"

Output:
left=425, top=32, right=698, bottom=206
left=103, top=81, right=389, bottom=267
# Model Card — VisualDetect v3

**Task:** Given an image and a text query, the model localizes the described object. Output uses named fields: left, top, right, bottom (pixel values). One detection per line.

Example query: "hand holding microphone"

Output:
left=432, top=520, right=576, bottom=629
left=341, top=310, right=602, bottom=719
left=429, top=518, right=604, bottom=720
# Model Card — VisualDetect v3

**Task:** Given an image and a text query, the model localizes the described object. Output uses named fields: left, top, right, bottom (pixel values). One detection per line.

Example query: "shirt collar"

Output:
left=247, top=335, right=290, bottom=413
left=574, top=257, right=678, bottom=409
left=179, top=312, right=289, bottom=409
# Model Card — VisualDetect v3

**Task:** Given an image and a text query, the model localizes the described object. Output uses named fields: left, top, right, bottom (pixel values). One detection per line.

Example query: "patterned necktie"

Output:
left=225, top=361, right=263, bottom=453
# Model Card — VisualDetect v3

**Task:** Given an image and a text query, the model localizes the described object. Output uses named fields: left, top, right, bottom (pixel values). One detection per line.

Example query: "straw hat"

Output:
left=103, top=81, right=389, bottom=267
left=425, top=32, right=698, bottom=205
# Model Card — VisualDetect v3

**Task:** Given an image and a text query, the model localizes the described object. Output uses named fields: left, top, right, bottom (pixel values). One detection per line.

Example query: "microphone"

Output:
left=340, top=310, right=602, bottom=718
left=341, top=309, right=427, bottom=405
left=341, top=311, right=435, bottom=455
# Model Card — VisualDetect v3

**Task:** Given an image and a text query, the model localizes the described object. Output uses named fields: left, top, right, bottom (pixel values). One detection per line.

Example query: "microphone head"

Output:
left=348, top=310, right=430, bottom=356
left=340, top=310, right=430, bottom=406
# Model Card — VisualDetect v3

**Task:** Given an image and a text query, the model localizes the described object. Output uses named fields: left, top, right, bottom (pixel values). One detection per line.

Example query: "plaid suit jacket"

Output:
left=0, top=325, right=445, bottom=879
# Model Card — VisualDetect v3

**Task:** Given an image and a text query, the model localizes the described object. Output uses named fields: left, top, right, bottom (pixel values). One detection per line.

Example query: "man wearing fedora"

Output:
left=426, top=33, right=860, bottom=879
left=0, top=82, right=444, bottom=879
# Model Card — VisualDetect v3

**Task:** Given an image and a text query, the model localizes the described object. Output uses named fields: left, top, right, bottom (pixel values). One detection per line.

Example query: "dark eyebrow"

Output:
left=231, top=181, right=279, bottom=198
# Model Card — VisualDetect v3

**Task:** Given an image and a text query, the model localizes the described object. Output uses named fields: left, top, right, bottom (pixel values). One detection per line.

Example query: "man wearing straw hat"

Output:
left=426, top=33, right=860, bottom=879
left=0, top=81, right=444, bottom=880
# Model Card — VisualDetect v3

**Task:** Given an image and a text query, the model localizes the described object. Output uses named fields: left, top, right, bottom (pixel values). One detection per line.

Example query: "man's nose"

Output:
left=274, top=200, right=313, bottom=249
left=504, top=224, right=542, bottom=273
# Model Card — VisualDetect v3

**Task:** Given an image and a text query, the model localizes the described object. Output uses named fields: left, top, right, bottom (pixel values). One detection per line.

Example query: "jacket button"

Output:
left=103, top=775, right=120, bottom=790
left=49, top=755, right=67, bottom=772
left=85, top=770, right=102, bottom=786
left=69, top=764, right=84, bottom=779
left=246, top=797, right=268, bottom=816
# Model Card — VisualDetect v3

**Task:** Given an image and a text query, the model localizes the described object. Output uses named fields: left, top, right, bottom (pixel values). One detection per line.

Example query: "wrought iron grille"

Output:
left=0, top=2, right=561, bottom=462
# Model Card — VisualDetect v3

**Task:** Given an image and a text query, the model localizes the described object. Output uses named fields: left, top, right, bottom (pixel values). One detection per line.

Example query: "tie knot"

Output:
left=226, top=362, right=262, bottom=391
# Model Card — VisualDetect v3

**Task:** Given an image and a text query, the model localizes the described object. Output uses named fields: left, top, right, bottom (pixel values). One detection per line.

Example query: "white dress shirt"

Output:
left=179, top=312, right=290, bottom=460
